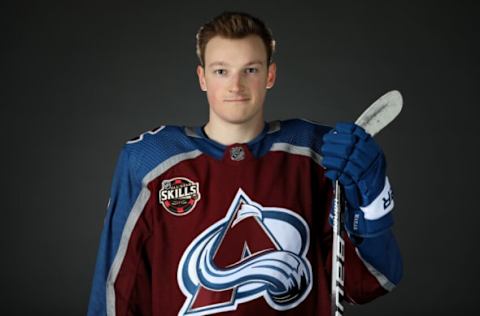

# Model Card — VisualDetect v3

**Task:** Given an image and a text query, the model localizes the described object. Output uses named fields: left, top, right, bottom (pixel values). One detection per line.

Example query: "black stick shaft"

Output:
left=331, top=180, right=345, bottom=316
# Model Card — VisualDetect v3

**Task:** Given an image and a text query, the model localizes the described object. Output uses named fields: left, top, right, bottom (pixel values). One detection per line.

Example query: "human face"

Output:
left=197, top=35, right=276, bottom=126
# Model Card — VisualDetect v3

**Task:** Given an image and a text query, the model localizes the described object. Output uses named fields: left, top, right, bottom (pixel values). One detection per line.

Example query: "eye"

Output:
left=213, top=69, right=227, bottom=76
left=245, top=67, right=258, bottom=74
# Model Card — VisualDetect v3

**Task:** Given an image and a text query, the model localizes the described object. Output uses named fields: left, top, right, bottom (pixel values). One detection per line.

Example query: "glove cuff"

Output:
left=345, top=177, right=395, bottom=237
left=328, top=176, right=395, bottom=237
left=345, top=208, right=394, bottom=238
left=360, top=176, right=394, bottom=220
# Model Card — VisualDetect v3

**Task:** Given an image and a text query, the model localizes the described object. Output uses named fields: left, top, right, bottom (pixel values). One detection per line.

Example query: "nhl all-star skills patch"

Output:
left=159, top=177, right=201, bottom=216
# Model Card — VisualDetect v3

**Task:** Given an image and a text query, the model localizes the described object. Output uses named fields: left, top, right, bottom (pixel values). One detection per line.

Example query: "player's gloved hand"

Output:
left=321, top=122, right=385, bottom=208
left=321, top=122, right=394, bottom=237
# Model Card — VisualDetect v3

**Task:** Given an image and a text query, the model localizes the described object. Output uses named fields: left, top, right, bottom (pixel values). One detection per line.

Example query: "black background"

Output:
left=2, top=0, right=479, bottom=315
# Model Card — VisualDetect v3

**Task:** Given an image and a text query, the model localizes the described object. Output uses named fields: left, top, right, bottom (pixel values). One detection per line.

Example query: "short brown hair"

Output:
left=196, top=11, right=276, bottom=67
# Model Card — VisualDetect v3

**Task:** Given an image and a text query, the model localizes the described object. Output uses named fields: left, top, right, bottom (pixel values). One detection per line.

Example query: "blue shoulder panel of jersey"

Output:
left=87, top=125, right=199, bottom=316
left=126, top=126, right=202, bottom=178
left=250, top=119, right=332, bottom=159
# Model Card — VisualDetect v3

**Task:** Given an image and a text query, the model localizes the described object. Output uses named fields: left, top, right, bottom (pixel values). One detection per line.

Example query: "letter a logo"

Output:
left=177, top=189, right=312, bottom=316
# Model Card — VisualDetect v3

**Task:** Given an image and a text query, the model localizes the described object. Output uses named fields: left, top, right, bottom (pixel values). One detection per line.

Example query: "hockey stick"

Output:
left=330, top=90, right=403, bottom=316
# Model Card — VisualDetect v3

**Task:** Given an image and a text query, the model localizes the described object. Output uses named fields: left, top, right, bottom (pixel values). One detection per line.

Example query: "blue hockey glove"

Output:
left=321, top=122, right=394, bottom=237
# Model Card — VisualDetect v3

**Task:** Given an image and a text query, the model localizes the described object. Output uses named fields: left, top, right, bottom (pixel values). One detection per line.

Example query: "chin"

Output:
left=223, top=116, right=252, bottom=125
left=217, top=113, right=257, bottom=125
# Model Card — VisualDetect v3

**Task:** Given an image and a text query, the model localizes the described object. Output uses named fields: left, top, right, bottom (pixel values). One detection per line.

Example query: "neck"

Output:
left=204, top=117, right=265, bottom=146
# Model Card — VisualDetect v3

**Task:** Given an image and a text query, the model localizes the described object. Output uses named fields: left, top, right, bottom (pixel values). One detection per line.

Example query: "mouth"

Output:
left=224, top=98, right=250, bottom=102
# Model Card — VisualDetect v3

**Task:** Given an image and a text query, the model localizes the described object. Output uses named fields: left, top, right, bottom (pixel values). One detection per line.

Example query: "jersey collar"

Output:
left=184, top=121, right=281, bottom=160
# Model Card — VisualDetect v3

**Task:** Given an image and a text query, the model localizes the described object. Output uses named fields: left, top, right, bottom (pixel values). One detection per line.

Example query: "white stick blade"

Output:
left=355, top=90, right=403, bottom=136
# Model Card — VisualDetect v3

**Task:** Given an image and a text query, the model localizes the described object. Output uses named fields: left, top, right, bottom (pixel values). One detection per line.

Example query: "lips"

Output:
left=224, top=98, right=250, bottom=102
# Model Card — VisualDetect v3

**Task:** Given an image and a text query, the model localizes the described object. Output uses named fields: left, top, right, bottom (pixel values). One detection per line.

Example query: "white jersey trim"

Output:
left=355, top=248, right=396, bottom=292
left=126, top=126, right=166, bottom=144
left=270, top=143, right=323, bottom=166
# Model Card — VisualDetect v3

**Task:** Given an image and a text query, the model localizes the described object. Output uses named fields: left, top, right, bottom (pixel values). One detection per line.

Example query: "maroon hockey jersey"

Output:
left=87, top=119, right=401, bottom=316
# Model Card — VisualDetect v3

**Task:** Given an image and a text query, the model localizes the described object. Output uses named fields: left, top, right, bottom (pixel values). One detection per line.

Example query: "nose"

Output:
left=228, top=73, right=245, bottom=93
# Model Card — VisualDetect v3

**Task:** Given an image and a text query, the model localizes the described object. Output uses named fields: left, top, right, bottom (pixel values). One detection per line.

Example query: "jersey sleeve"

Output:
left=87, top=145, right=150, bottom=316
left=352, top=229, right=403, bottom=297
left=322, top=187, right=402, bottom=304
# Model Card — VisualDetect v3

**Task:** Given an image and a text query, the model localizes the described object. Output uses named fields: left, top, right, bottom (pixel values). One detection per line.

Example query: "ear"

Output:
left=197, top=65, right=207, bottom=91
left=266, top=62, right=277, bottom=89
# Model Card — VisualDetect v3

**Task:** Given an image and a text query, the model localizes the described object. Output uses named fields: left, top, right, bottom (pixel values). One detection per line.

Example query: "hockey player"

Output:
left=87, top=11, right=402, bottom=316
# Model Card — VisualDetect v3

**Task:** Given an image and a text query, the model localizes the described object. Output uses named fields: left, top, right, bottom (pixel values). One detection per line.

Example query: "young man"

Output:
left=87, top=12, right=402, bottom=316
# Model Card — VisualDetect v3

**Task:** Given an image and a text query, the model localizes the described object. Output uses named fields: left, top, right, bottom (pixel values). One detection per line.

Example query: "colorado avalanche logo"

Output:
left=177, top=189, right=312, bottom=315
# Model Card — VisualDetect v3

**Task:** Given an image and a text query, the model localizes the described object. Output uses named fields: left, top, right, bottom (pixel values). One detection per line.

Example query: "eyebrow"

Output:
left=207, top=60, right=264, bottom=68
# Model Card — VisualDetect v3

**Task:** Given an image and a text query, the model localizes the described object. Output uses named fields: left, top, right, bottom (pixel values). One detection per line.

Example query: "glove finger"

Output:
left=323, top=132, right=356, bottom=145
left=321, top=143, right=353, bottom=159
left=335, top=122, right=357, bottom=134
left=348, top=146, right=376, bottom=170
left=322, top=156, right=346, bottom=171
left=353, top=125, right=370, bottom=140
left=353, top=138, right=380, bottom=162
left=342, top=160, right=364, bottom=182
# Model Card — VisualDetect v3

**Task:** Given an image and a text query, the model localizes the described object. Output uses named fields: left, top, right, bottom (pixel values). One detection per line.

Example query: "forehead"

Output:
left=204, top=35, right=267, bottom=67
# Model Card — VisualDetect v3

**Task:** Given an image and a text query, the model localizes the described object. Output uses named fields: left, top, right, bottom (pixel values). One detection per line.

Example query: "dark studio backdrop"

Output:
left=1, top=0, right=478, bottom=315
